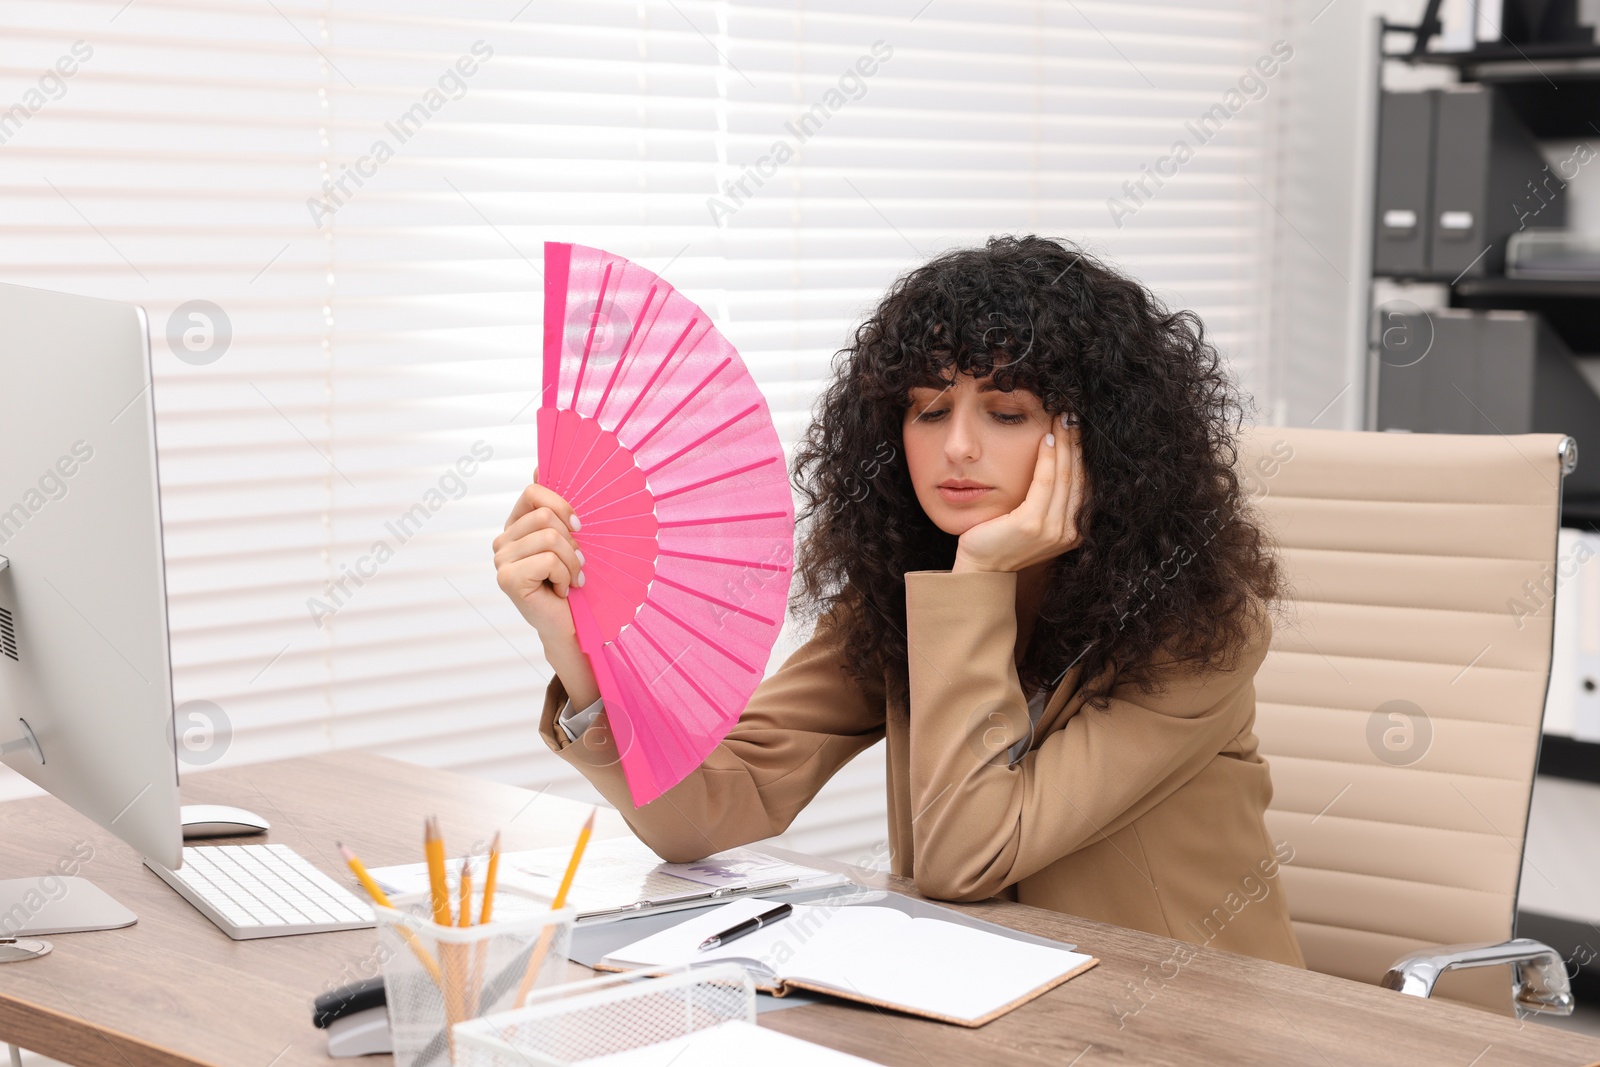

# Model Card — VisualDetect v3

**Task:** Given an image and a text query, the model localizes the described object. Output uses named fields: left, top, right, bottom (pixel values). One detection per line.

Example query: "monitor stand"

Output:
left=0, top=719, right=42, bottom=765
left=0, top=937, right=50, bottom=962
left=0, top=877, right=139, bottom=963
left=1, top=722, right=138, bottom=963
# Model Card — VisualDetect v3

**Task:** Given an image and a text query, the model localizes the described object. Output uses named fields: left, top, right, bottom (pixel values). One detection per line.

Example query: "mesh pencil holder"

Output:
left=452, top=963, right=756, bottom=1067
left=374, top=888, right=576, bottom=1067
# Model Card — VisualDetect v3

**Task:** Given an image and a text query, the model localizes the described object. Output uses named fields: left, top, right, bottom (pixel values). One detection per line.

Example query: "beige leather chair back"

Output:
left=1238, top=425, right=1572, bottom=1009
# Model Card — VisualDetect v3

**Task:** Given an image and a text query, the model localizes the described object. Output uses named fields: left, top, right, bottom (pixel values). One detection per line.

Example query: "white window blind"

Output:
left=0, top=0, right=1287, bottom=864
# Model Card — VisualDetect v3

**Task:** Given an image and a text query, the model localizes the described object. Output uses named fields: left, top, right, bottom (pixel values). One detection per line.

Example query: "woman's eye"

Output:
left=912, top=408, right=1028, bottom=424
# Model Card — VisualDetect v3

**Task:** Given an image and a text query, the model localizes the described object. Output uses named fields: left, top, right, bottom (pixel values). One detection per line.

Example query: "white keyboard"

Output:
left=144, top=844, right=377, bottom=940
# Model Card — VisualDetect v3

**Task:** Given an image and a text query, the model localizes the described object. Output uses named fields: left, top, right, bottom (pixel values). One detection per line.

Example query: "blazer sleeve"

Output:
left=535, top=596, right=887, bottom=864
left=903, top=568, right=1272, bottom=902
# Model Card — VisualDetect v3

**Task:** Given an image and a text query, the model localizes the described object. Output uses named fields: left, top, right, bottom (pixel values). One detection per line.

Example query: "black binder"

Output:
left=1373, top=89, right=1436, bottom=278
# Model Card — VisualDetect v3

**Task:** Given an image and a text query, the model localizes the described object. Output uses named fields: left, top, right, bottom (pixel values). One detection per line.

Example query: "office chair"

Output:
left=1239, top=424, right=1577, bottom=1017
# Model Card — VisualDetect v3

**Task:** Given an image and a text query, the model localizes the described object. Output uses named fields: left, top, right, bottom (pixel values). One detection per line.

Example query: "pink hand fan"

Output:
left=537, top=242, right=795, bottom=807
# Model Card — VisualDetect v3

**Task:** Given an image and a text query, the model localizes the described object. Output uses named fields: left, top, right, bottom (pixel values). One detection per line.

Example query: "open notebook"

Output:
left=595, top=897, right=1098, bottom=1027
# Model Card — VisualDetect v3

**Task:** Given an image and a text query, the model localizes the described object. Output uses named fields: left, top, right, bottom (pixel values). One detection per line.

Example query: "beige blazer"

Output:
left=537, top=568, right=1307, bottom=970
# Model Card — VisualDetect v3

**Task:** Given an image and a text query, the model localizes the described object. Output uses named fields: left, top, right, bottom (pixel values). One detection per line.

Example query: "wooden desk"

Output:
left=1, top=751, right=1598, bottom=1067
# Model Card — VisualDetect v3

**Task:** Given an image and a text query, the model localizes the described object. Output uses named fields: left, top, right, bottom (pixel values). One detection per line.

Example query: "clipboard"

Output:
left=365, top=837, right=849, bottom=924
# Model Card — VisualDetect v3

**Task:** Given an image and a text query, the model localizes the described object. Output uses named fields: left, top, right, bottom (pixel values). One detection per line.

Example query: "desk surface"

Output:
left=1, top=751, right=1598, bottom=1067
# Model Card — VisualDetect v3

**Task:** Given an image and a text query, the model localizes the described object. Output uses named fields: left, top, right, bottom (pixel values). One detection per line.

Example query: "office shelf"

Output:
left=1395, top=42, right=1600, bottom=67
left=1451, top=279, right=1600, bottom=351
left=1536, top=732, right=1600, bottom=783
left=1456, top=277, right=1600, bottom=299
left=1387, top=44, right=1600, bottom=136
left=1558, top=493, right=1600, bottom=527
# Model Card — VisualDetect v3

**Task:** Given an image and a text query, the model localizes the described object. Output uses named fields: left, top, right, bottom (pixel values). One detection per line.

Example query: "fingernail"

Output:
left=570, top=513, right=582, bottom=531
left=1045, top=432, right=1055, bottom=447
left=576, top=571, right=586, bottom=587
left=576, top=549, right=586, bottom=565
left=1060, top=413, right=1071, bottom=427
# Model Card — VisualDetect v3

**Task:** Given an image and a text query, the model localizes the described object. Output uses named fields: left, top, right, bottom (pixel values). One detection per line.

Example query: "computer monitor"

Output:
left=0, top=281, right=184, bottom=948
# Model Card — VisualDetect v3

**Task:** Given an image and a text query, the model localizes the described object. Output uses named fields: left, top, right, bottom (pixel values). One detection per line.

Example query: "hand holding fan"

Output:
left=537, top=242, right=794, bottom=807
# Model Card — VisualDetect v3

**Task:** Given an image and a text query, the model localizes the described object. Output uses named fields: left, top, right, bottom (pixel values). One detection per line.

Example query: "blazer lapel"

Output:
left=1030, top=655, right=1112, bottom=743
left=1031, top=666, right=1082, bottom=739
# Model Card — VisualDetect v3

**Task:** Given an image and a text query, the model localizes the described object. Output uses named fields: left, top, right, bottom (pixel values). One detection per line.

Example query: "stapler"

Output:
left=312, top=977, right=392, bottom=1057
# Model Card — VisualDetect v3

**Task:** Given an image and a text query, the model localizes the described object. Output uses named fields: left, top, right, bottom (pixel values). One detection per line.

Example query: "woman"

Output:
left=492, top=234, right=1305, bottom=968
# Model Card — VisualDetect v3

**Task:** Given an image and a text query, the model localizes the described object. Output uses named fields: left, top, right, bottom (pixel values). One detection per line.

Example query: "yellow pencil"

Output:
left=338, top=842, right=443, bottom=988
left=551, top=807, right=595, bottom=911
left=514, top=808, right=596, bottom=1008
left=469, top=831, right=502, bottom=1019
left=478, top=831, right=501, bottom=925
left=457, top=855, right=472, bottom=928
left=424, top=816, right=451, bottom=927
left=428, top=818, right=468, bottom=1047
left=337, top=841, right=396, bottom=909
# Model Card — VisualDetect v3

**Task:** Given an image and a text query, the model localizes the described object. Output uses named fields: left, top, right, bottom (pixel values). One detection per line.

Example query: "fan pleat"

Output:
left=651, top=455, right=783, bottom=501
left=578, top=529, right=655, bottom=590
left=612, top=317, right=705, bottom=437
left=592, top=282, right=667, bottom=423
left=646, top=555, right=783, bottom=660
left=576, top=483, right=654, bottom=529
left=553, top=414, right=613, bottom=503
left=631, top=358, right=735, bottom=455
left=574, top=557, right=650, bottom=629
left=647, top=599, right=763, bottom=676
left=546, top=409, right=585, bottom=497
left=657, top=510, right=791, bottom=529
left=569, top=260, right=615, bottom=403
left=565, top=531, right=658, bottom=562
left=658, top=546, right=790, bottom=572
left=608, top=637, right=697, bottom=779
left=624, top=617, right=734, bottom=738
left=642, top=403, right=758, bottom=477
left=565, top=460, right=637, bottom=516
left=595, top=641, right=662, bottom=799
left=588, top=287, right=656, bottom=428
left=649, top=574, right=781, bottom=627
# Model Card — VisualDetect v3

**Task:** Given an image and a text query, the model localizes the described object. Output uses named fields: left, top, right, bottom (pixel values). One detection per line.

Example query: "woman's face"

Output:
left=901, top=369, right=1055, bottom=535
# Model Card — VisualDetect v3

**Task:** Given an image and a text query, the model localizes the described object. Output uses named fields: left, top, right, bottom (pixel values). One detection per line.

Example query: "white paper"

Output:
left=658, top=849, right=815, bottom=888
left=604, top=899, right=1094, bottom=1024
left=814, top=917, right=1091, bottom=1023
left=364, top=838, right=843, bottom=920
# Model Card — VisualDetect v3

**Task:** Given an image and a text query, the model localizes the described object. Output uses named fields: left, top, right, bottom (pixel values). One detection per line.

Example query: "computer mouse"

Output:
left=180, top=804, right=271, bottom=839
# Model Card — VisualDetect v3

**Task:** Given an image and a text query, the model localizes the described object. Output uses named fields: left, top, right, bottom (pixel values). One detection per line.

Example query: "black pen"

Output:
left=697, top=902, right=793, bottom=950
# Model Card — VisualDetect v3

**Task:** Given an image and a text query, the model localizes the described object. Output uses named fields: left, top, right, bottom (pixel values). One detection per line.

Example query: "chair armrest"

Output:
left=1380, top=937, right=1574, bottom=1015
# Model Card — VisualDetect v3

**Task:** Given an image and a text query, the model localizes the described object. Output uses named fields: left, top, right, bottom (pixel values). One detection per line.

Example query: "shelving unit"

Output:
left=1373, top=14, right=1600, bottom=524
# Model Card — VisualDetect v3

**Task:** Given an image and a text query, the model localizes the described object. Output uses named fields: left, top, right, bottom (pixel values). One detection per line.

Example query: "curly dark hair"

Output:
left=787, top=233, right=1286, bottom=713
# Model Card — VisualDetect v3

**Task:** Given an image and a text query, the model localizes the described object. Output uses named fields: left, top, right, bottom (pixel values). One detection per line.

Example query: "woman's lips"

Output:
left=937, top=485, right=991, bottom=502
